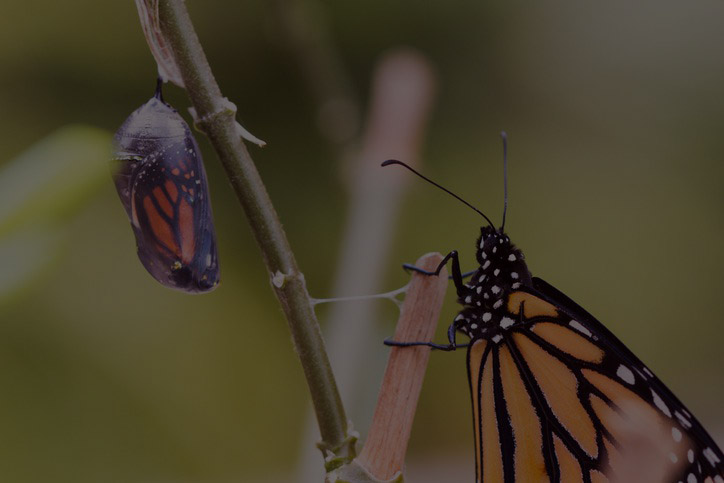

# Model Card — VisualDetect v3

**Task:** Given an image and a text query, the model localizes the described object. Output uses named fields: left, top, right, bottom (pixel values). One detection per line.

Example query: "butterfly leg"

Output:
left=404, top=263, right=475, bottom=281
left=384, top=313, right=469, bottom=351
left=384, top=339, right=461, bottom=351
left=403, top=250, right=467, bottom=294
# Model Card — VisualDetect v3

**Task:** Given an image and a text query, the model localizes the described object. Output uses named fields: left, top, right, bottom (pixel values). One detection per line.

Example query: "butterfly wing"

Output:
left=467, top=279, right=724, bottom=482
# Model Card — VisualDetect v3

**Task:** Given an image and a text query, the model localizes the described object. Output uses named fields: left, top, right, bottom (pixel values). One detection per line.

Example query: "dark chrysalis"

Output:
left=382, top=135, right=723, bottom=483
left=112, top=79, right=219, bottom=293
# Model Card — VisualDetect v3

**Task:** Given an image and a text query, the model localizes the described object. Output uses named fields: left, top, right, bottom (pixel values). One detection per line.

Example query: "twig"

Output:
left=355, top=252, right=448, bottom=480
left=295, top=49, right=436, bottom=480
left=155, top=0, right=351, bottom=461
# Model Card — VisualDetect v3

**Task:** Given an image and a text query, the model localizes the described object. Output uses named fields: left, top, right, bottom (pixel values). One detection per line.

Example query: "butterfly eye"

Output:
left=112, top=81, right=220, bottom=293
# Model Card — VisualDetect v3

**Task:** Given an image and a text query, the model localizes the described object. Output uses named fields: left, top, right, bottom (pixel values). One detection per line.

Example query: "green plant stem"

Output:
left=157, top=0, right=351, bottom=458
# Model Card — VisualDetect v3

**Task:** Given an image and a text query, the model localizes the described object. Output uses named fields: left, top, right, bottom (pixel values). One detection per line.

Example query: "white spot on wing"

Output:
left=653, top=390, right=672, bottom=417
left=672, top=427, right=682, bottom=442
left=569, top=320, right=592, bottom=337
left=687, top=474, right=697, bottom=483
left=703, top=447, right=721, bottom=466
left=491, top=286, right=500, bottom=294
left=483, top=260, right=490, bottom=269
left=482, top=313, right=492, bottom=322
left=688, top=449, right=694, bottom=463
left=492, top=334, right=502, bottom=344
left=465, top=296, right=472, bottom=304
left=500, top=317, right=514, bottom=329
left=676, top=411, right=692, bottom=429
left=669, top=452, right=678, bottom=463
left=511, top=272, right=519, bottom=279
left=493, top=300, right=503, bottom=309
left=616, top=365, right=635, bottom=385
left=494, top=269, right=500, bottom=276
left=508, top=254, right=516, bottom=261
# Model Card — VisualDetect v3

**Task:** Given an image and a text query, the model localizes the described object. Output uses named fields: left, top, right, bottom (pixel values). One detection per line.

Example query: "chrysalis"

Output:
left=112, top=80, right=219, bottom=293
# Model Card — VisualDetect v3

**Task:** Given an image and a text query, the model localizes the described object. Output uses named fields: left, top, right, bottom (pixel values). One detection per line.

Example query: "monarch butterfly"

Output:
left=383, top=136, right=723, bottom=483
left=112, top=79, right=219, bottom=293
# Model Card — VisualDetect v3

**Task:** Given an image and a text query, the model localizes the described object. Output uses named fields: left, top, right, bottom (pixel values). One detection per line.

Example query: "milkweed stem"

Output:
left=154, top=0, right=351, bottom=461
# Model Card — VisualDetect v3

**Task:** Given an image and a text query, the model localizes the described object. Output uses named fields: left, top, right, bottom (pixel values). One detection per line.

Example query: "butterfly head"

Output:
left=474, top=226, right=532, bottom=290
left=476, top=226, right=508, bottom=262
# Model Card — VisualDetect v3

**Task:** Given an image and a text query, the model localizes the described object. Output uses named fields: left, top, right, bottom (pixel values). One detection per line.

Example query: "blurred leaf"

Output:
left=0, top=222, right=66, bottom=305
left=0, top=125, right=111, bottom=301
left=0, top=125, right=112, bottom=237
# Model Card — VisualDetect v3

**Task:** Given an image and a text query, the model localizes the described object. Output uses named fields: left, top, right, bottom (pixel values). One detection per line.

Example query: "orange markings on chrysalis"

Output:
left=171, top=168, right=181, bottom=176
left=178, top=197, right=196, bottom=265
left=152, top=186, right=173, bottom=217
left=143, top=196, right=178, bottom=254
left=181, top=185, right=188, bottom=193
left=164, top=180, right=178, bottom=201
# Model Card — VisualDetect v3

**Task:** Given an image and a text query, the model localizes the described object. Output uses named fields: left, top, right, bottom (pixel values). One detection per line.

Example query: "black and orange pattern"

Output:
left=112, top=81, right=219, bottom=293
left=384, top=157, right=723, bottom=482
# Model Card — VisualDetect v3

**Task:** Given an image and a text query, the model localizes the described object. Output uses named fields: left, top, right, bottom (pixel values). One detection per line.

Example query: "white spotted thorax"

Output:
left=455, top=225, right=532, bottom=340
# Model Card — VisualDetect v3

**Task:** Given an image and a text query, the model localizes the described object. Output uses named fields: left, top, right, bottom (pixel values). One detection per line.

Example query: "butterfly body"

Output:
left=453, top=226, right=532, bottom=343
left=112, top=84, right=219, bottom=293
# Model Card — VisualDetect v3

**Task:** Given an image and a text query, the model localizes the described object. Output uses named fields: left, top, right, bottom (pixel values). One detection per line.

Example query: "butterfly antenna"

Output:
left=500, top=131, right=509, bottom=231
left=381, top=160, right=495, bottom=228
left=154, top=77, right=164, bottom=102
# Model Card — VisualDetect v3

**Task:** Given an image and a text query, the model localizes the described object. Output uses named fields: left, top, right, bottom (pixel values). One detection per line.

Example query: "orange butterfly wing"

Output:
left=467, top=280, right=724, bottom=482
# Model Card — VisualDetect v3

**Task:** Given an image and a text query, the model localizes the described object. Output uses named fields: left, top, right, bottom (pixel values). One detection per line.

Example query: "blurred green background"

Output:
left=1, top=1, right=723, bottom=481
